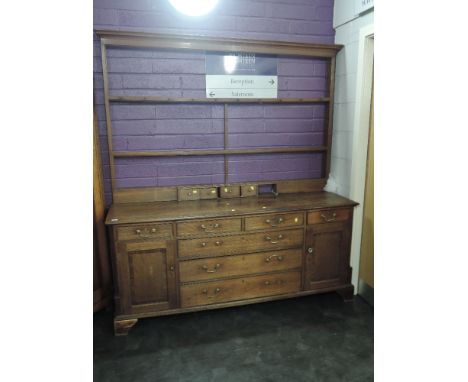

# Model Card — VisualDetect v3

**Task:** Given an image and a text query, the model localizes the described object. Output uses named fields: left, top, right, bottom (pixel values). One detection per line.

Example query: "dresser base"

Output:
left=113, top=284, right=354, bottom=335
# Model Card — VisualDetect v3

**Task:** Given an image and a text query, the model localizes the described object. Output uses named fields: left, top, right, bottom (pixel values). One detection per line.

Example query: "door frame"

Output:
left=349, top=24, right=374, bottom=289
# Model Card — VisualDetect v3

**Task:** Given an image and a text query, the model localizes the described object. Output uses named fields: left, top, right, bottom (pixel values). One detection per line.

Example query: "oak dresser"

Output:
left=106, top=189, right=357, bottom=335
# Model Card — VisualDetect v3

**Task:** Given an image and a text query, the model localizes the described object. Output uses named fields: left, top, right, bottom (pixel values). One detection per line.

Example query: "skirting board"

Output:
left=358, top=278, right=373, bottom=306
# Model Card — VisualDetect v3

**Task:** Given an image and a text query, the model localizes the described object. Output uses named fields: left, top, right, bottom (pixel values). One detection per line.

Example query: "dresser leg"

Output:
left=336, top=285, right=354, bottom=302
left=114, top=318, right=138, bottom=336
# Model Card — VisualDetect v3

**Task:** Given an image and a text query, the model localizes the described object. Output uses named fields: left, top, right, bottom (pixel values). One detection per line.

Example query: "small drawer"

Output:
left=179, top=249, right=302, bottom=282
left=241, top=184, right=258, bottom=197
left=116, top=224, right=173, bottom=241
left=177, top=218, right=242, bottom=237
left=199, top=187, right=218, bottom=200
left=245, top=212, right=304, bottom=231
left=178, top=228, right=304, bottom=258
left=178, top=187, right=200, bottom=201
left=220, top=185, right=240, bottom=198
left=180, top=270, right=301, bottom=308
left=307, top=208, right=351, bottom=225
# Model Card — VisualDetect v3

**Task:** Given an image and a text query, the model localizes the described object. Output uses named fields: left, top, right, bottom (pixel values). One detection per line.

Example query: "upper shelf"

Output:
left=95, top=30, right=343, bottom=58
left=109, top=95, right=330, bottom=104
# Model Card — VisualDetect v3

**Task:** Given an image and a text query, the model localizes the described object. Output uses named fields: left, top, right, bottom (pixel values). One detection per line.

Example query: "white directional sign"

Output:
left=206, top=52, right=278, bottom=98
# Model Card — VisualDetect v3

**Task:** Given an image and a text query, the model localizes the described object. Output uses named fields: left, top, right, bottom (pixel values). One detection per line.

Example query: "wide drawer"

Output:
left=180, top=270, right=301, bottom=308
left=178, top=228, right=304, bottom=258
left=116, top=223, right=172, bottom=241
left=179, top=249, right=302, bottom=282
left=245, top=212, right=304, bottom=231
left=307, top=208, right=351, bottom=225
left=177, top=218, right=242, bottom=237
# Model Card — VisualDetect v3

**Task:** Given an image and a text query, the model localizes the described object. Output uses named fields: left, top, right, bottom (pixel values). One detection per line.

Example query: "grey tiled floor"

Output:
left=94, top=293, right=373, bottom=382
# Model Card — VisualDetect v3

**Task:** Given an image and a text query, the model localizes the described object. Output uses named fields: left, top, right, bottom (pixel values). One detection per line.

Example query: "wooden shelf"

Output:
left=113, top=146, right=327, bottom=158
left=109, top=96, right=330, bottom=104
left=95, top=30, right=343, bottom=58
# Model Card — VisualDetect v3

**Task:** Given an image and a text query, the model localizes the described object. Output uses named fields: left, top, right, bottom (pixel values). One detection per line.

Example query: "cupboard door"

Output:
left=116, top=240, right=177, bottom=315
left=304, top=222, right=351, bottom=290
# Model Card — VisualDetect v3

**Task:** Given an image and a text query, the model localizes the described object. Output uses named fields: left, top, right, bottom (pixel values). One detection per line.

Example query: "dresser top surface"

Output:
left=105, top=191, right=358, bottom=225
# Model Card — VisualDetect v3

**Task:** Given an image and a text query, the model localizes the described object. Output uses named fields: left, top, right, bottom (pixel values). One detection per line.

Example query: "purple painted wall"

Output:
left=94, top=0, right=335, bottom=205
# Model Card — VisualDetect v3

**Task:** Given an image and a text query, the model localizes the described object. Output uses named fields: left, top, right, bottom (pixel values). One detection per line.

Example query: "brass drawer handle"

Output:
left=202, top=287, right=221, bottom=298
left=320, top=212, right=337, bottom=222
left=265, top=217, right=284, bottom=227
left=202, top=263, right=221, bottom=273
left=135, top=228, right=158, bottom=238
left=265, top=234, right=283, bottom=244
left=265, top=254, right=284, bottom=262
left=200, top=223, right=220, bottom=232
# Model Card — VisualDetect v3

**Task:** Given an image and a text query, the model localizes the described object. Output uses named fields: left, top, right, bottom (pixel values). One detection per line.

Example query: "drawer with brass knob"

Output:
left=241, top=184, right=258, bottom=197
left=116, top=223, right=173, bottom=241
left=178, top=228, right=303, bottom=258
left=177, top=187, right=200, bottom=201
left=199, top=187, right=218, bottom=200
left=180, top=270, right=301, bottom=308
left=245, top=212, right=304, bottom=231
left=307, top=208, right=351, bottom=225
left=220, top=185, right=240, bottom=198
left=178, top=249, right=302, bottom=282
left=177, top=218, right=241, bottom=237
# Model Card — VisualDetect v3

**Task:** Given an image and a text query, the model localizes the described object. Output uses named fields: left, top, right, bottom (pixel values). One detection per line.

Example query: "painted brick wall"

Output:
left=94, top=0, right=335, bottom=205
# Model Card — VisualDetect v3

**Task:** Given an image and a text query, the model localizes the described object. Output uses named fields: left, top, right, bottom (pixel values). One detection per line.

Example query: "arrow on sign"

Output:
left=209, top=91, right=215, bottom=97
left=269, top=79, right=275, bottom=85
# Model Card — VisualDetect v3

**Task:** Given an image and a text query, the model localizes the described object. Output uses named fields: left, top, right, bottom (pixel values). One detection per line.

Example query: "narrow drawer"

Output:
left=179, top=249, right=302, bottom=282
left=199, top=187, right=218, bottom=200
left=241, top=184, right=257, bottom=197
left=116, top=223, right=172, bottom=241
left=220, top=185, right=240, bottom=198
left=178, top=228, right=304, bottom=258
left=180, top=270, right=301, bottom=308
left=178, top=187, right=200, bottom=201
left=307, top=208, right=351, bottom=225
left=177, top=218, right=242, bottom=237
left=245, top=212, right=304, bottom=231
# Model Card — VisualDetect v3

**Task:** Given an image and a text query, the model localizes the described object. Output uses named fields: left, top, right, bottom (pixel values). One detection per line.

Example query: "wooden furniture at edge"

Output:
left=96, top=30, right=358, bottom=335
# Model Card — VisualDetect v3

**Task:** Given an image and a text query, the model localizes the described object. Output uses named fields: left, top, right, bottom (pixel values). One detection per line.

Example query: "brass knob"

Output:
left=308, top=247, right=314, bottom=254
left=278, top=218, right=283, bottom=223
left=215, top=288, right=221, bottom=293
left=135, top=229, right=141, bottom=234
left=151, top=228, right=156, bottom=233
left=277, top=256, right=283, bottom=261
left=214, top=223, right=220, bottom=228
left=264, top=281, right=271, bottom=285
left=265, top=258, right=271, bottom=262
left=211, top=189, right=216, bottom=194
left=193, top=190, right=198, bottom=194
left=169, top=265, right=175, bottom=271
left=278, top=234, right=283, bottom=239
left=188, top=192, right=192, bottom=196
left=202, top=289, right=208, bottom=294
left=249, top=186, right=255, bottom=191
left=201, top=242, right=207, bottom=247
left=215, top=241, right=222, bottom=246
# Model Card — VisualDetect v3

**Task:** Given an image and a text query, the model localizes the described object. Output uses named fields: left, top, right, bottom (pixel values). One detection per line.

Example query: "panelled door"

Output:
left=116, top=240, right=177, bottom=315
left=304, top=222, right=351, bottom=290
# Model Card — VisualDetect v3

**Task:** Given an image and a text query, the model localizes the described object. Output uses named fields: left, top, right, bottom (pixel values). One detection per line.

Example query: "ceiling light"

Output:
left=169, top=0, right=219, bottom=17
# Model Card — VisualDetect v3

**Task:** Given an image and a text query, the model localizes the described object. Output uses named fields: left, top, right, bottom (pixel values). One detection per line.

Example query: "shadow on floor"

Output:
left=94, top=293, right=373, bottom=382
